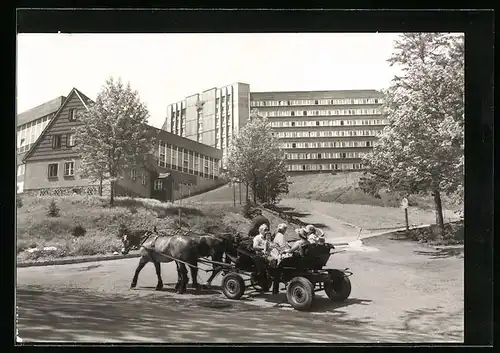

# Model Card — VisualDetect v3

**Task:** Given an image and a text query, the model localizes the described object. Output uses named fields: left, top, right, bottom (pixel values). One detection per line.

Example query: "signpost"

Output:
left=401, top=197, right=409, bottom=232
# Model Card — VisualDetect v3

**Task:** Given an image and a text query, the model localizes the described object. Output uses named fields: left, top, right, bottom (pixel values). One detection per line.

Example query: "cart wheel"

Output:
left=250, top=273, right=272, bottom=292
left=286, top=277, right=314, bottom=311
left=324, top=270, right=352, bottom=302
left=221, top=273, right=246, bottom=300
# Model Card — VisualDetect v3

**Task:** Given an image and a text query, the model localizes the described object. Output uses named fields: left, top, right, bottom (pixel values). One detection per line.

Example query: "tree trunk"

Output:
left=252, top=181, right=257, bottom=204
left=245, top=182, right=249, bottom=202
left=110, top=180, right=115, bottom=206
left=99, top=176, right=103, bottom=196
left=432, top=189, right=445, bottom=239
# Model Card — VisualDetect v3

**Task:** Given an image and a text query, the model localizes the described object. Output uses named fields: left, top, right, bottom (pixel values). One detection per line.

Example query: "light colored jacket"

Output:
left=253, top=234, right=268, bottom=252
left=273, top=231, right=289, bottom=248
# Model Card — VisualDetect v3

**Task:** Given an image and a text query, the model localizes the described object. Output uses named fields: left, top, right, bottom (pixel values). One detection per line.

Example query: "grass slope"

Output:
left=16, top=195, right=248, bottom=262
left=287, top=172, right=460, bottom=210
left=183, top=182, right=250, bottom=204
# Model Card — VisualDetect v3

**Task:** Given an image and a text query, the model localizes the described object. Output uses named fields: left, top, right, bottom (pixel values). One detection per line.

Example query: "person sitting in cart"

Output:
left=305, top=224, right=326, bottom=245
left=273, top=223, right=290, bottom=250
left=282, top=228, right=310, bottom=255
left=252, top=223, right=271, bottom=277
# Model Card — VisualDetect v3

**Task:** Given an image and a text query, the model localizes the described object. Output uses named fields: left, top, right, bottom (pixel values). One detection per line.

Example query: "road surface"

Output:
left=16, top=235, right=464, bottom=343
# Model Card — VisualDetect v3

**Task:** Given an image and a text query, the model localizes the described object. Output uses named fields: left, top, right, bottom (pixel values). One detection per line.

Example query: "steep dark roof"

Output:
left=22, top=88, right=92, bottom=163
left=17, top=96, right=66, bottom=127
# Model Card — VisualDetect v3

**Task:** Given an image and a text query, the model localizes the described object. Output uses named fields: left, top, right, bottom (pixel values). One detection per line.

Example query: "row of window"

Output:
left=285, top=152, right=365, bottom=160
left=127, top=168, right=148, bottom=186
left=281, top=140, right=374, bottom=149
left=215, top=94, right=232, bottom=106
left=259, top=108, right=382, bottom=117
left=274, top=130, right=382, bottom=138
left=287, top=163, right=364, bottom=171
left=270, top=119, right=388, bottom=127
left=47, top=161, right=76, bottom=178
left=251, top=97, right=382, bottom=107
left=51, top=133, right=76, bottom=149
left=157, top=141, right=220, bottom=179
left=17, top=115, right=51, bottom=152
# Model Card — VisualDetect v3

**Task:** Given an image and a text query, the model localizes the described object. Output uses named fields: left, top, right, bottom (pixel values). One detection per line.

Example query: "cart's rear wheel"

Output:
left=286, top=277, right=314, bottom=311
left=221, top=273, right=246, bottom=300
left=324, top=270, right=351, bottom=302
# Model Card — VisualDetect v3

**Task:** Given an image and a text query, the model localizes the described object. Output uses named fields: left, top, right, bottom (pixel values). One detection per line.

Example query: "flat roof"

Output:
left=17, top=96, right=66, bottom=127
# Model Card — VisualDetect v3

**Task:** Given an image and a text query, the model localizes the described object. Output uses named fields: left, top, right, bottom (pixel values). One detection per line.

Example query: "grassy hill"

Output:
left=183, top=182, right=251, bottom=204
left=286, top=172, right=460, bottom=211
left=16, top=194, right=249, bottom=262
left=184, top=172, right=461, bottom=212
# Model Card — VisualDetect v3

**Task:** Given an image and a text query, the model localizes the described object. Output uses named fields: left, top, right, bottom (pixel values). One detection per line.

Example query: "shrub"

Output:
left=129, top=206, right=138, bottom=214
left=242, top=202, right=257, bottom=219
left=71, top=224, right=87, bottom=238
left=70, top=233, right=122, bottom=256
left=47, top=199, right=60, bottom=217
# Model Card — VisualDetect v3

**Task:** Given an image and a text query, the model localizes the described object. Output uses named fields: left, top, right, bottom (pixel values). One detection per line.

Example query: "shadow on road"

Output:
left=399, top=307, right=464, bottom=342
left=138, top=284, right=221, bottom=296
left=15, top=288, right=442, bottom=343
left=413, top=247, right=464, bottom=259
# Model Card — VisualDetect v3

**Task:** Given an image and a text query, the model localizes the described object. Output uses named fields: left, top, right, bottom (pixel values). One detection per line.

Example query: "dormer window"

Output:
left=69, top=109, right=78, bottom=121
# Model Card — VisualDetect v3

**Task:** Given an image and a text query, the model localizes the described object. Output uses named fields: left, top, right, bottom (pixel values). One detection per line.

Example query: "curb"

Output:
left=359, top=223, right=433, bottom=241
left=17, top=253, right=141, bottom=268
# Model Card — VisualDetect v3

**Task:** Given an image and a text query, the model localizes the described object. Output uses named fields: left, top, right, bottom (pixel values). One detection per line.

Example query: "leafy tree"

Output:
left=362, top=33, right=464, bottom=239
left=74, top=77, right=155, bottom=206
left=224, top=110, right=289, bottom=204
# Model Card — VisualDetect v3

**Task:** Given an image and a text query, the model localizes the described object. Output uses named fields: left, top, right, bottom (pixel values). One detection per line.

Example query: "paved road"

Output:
left=16, top=235, right=464, bottom=343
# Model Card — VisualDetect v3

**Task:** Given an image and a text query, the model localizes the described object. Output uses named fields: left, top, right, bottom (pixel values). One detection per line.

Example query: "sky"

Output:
left=17, top=33, right=402, bottom=128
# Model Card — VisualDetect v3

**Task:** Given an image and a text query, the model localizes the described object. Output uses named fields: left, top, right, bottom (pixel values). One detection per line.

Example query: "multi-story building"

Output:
left=19, top=88, right=223, bottom=201
left=163, top=83, right=388, bottom=173
left=16, top=96, right=66, bottom=192
left=250, top=89, right=387, bottom=173
left=162, top=82, right=251, bottom=161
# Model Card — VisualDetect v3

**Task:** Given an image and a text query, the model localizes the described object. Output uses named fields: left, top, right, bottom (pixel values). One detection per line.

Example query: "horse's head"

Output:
left=197, top=232, right=237, bottom=260
left=121, top=228, right=155, bottom=255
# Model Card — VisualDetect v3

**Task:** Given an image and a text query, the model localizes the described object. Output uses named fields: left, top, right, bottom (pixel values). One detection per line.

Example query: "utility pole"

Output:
left=178, top=183, right=183, bottom=227
left=239, top=180, right=242, bottom=205
left=232, top=179, right=236, bottom=207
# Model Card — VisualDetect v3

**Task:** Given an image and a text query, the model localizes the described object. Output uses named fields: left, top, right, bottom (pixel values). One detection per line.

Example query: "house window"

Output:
left=17, top=164, right=25, bottom=176
left=69, top=109, right=78, bottom=121
left=317, top=153, right=322, bottom=159
left=130, top=168, right=137, bottom=181
left=204, top=158, right=209, bottom=172
left=48, top=163, right=59, bottom=178
left=292, top=143, right=296, bottom=148
left=142, top=174, right=147, bottom=186
left=316, top=121, right=320, bottom=126
left=291, top=121, right=295, bottom=127
left=314, top=100, right=319, bottom=105
left=52, top=135, right=62, bottom=149
left=66, top=134, right=75, bottom=147
left=154, top=180, right=163, bottom=190
left=303, top=111, right=307, bottom=116
left=64, top=161, right=75, bottom=176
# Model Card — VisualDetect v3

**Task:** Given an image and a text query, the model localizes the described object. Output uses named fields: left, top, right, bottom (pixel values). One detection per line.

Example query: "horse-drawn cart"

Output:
left=213, top=242, right=353, bottom=311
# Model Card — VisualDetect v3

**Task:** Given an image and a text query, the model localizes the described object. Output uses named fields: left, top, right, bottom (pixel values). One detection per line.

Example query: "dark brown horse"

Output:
left=125, top=229, right=233, bottom=294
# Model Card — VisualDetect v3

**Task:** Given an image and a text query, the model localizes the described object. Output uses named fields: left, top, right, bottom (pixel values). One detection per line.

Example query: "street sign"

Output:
left=401, top=198, right=409, bottom=209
